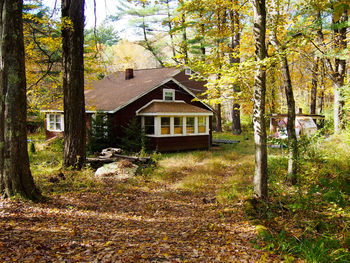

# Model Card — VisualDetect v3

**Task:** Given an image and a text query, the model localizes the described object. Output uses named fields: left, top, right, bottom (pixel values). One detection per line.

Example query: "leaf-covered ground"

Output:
left=0, top=146, right=284, bottom=263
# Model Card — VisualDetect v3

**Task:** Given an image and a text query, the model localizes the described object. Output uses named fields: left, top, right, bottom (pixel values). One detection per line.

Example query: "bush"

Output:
left=87, top=112, right=115, bottom=154
left=119, top=118, right=149, bottom=153
left=30, top=142, right=36, bottom=153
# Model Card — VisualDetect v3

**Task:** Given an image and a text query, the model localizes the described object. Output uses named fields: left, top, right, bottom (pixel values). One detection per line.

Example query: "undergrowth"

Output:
left=252, top=132, right=350, bottom=262
left=27, top=130, right=350, bottom=262
left=28, top=136, right=101, bottom=195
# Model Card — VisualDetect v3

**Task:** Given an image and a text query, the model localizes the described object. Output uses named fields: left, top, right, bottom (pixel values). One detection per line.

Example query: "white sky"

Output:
left=42, top=0, right=137, bottom=40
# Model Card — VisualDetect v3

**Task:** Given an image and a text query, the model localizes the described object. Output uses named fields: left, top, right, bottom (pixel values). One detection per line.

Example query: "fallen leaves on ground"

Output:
left=0, top=179, right=282, bottom=262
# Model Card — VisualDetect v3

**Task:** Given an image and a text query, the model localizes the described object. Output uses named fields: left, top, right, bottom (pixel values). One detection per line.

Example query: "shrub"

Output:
left=87, top=112, right=115, bottom=154
left=119, top=118, right=149, bottom=153
left=30, top=142, right=36, bottom=153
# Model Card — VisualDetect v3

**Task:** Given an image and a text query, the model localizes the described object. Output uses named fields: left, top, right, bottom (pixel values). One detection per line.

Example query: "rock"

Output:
left=95, top=161, right=138, bottom=179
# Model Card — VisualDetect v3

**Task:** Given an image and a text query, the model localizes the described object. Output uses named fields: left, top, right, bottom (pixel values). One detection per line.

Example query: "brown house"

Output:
left=44, top=67, right=214, bottom=151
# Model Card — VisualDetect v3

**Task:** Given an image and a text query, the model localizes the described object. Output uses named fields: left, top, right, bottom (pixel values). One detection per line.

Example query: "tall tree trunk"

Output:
left=215, top=104, right=223, bottom=132
left=252, top=0, right=268, bottom=199
left=62, top=0, right=86, bottom=169
left=199, top=16, right=206, bottom=61
left=0, top=0, right=41, bottom=200
left=319, top=60, right=325, bottom=114
left=281, top=57, right=298, bottom=184
left=316, top=11, right=325, bottom=114
left=181, top=14, right=188, bottom=64
left=332, top=11, right=347, bottom=133
left=270, top=0, right=298, bottom=184
left=230, top=5, right=242, bottom=135
left=269, top=63, right=278, bottom=113
left=310, top=56, right=319, bottom=114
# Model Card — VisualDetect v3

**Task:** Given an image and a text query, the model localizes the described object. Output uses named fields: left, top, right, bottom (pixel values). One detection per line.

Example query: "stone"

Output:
left=95, top=161, right=138, bottom=180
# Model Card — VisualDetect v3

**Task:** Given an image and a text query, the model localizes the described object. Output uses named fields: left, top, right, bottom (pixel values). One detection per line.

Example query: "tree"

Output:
left=62, top=0, right=86, bottom=169
left=299, top=0, right=348, bottom=132
left=0, top=0, right=41, bottom=200
left=23, top=1, right=62, bottom=114
left=252, top=0, right=268, bottom=199
left=113, top=0, right=166, bottom=67
left=330, top=9, right=347, bottom=133
left=269, top=0, right=298, bottom=184
left=229, top=1, right=242, bottom=135
left=85, top=24, right=120, bottom=46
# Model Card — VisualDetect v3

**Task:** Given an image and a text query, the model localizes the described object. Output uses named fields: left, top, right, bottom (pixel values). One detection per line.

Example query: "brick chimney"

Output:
left=125, top=68, right=134, bottom=80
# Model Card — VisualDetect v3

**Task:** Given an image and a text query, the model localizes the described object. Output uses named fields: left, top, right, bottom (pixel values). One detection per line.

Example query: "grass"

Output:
left=27, top=130, right=350, bottom=262
left=28, top=136, right=102, bottom=195
left=255, top=132, right=350, bottom=262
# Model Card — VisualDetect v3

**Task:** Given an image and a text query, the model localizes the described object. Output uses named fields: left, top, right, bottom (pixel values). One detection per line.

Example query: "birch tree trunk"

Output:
left=0, top=0, right=41, bottom=200
left=252, top=0, right=268, bottom=199
left=62, top=0, right=86, bottom=169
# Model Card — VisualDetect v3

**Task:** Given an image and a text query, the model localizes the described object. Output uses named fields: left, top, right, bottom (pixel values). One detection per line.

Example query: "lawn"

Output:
left=0, top=131, right=349, bottom=262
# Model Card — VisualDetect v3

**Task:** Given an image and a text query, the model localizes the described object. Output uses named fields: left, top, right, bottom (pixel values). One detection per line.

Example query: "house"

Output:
left=44, top=67, right=214, bottom=151
left=269, top=113, right=325, bottom=138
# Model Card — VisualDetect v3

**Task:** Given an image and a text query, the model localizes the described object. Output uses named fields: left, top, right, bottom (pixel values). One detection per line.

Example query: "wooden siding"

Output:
left=148, top=135, right=210, bottom=152
left=45, top=81, right=213, bottom=151
left=45, top=114, right=91, bottom=139
left=110, top=81, right=210, bottom=140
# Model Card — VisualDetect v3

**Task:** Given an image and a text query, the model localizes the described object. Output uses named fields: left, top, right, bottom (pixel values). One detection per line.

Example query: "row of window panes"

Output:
left=48, top=114, right=63, bottom=131
left=144, top=116, right=207, bottom=135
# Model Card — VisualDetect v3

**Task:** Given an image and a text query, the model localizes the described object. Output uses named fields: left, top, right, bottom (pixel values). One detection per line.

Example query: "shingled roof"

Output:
left=85, top=68, right=179, bottom=112
left=45, top=67, right=208, bottom=112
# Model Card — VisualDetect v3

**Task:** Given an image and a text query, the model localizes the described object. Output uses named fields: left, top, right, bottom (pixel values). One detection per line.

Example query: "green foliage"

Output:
left=85, top=24, right=120, bottom=46
left=50, top=137, right=64, bottom=153
left=255, top=133, right=350, bottom=262
left=119, top=118, right=149, bottom=153
left=87, top=113, right=114, bottom=154
left=30, top=142, right=36, bottom=153
left=256, top=230, right=350, bottom=263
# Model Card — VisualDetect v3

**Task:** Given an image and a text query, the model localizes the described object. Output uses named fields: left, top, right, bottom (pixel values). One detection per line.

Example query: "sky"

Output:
left=42, top=0, right=137, bottom=40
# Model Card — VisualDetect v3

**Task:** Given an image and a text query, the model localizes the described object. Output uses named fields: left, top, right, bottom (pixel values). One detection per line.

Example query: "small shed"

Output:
left=269, top=113, right=325, bottom=138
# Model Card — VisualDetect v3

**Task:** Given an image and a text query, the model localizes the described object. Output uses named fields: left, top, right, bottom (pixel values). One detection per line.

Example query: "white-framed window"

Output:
left=163, top=89, right=175, bottom=101
left=186, top=117, right=195, bottom=134
left=144, top=116, right=155, bottom=135
left=47, top=113, right=64, bottom=132
left=198, top=116, right=206, bottom=133
left=185, top=68, right=192, bottom=75
left=141, top=115, right=210, bottom=137
left=161, top=117, right=171, bottom=135
left=174, top=117, right=183, bottom=135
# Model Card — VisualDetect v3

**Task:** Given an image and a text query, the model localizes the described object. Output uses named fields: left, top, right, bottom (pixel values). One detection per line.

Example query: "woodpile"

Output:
left=87, top=148, right=154, bottom=169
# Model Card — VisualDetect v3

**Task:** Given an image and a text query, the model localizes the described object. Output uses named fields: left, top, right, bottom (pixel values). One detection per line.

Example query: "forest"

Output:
left=0, top=0, right=349, bottom=261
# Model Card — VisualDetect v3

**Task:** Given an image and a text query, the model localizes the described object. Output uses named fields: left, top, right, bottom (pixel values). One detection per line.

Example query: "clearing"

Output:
left=0, top=134, right=282, bottom=262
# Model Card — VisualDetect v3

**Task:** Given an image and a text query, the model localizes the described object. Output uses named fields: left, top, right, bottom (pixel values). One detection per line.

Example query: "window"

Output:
left=186, top=117, right=195, bottom=134
left=163, top=89, right=175, bottom=101
left=47, top=113, right=64, bottom=132
left=198, top=116, right=206, bottom=133
left=144, top=116, right=155, bottom=135
left=174, top=117, right=183, bottom=134
left=185, top=68, right=192, bottom=75
left=161, top=117, right=170, bottom=134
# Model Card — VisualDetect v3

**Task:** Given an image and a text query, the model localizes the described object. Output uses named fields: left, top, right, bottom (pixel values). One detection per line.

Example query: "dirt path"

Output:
left=0, top=178, right=280, bottom=262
